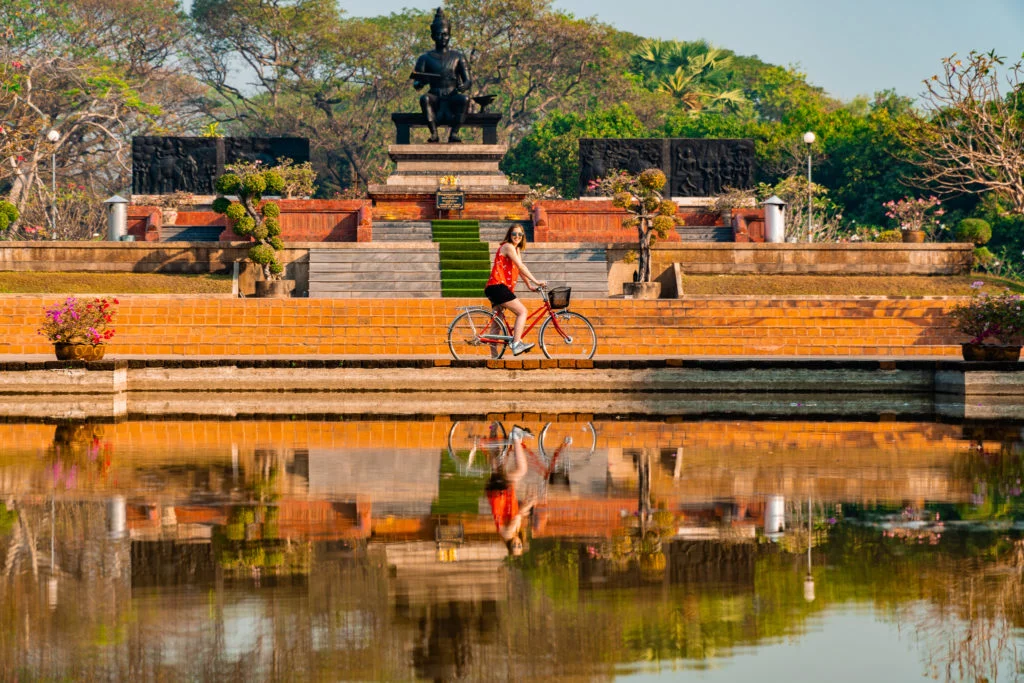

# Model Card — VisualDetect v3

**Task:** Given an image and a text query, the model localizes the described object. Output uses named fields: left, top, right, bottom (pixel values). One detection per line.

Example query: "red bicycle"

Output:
left=446, top=285, right=597, bottom=360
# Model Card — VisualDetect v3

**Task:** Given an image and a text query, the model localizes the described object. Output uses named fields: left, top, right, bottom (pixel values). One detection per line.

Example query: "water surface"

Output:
left=2, top=416, right=1023, bottom=681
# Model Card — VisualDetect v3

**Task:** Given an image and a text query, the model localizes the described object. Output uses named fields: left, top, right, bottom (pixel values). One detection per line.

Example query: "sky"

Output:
left=341, top=0, right=1024, bottom=102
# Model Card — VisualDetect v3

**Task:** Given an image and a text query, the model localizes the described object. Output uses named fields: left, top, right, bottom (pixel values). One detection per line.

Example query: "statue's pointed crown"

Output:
left=431, top=7, right=449, bottom=32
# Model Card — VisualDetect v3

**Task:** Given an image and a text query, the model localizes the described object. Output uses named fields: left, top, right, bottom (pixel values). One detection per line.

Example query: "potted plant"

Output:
left=211, top=161, right=290, bottom=297
left=883, top=195, right=945, bottom=243
left=949, top=283, right=1024, bottom=361
left=38, top=296, right=118, bottom=360
left=592, top=168, right=682, bottom=299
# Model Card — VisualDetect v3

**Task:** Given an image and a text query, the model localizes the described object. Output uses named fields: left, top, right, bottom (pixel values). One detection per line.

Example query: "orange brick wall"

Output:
left=0, top=295, right=965, bottom=357
left=533, top=201, right=724, bottom=243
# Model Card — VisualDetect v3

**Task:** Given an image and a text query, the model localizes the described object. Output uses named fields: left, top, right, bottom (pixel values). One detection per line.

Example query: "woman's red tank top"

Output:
left=485, top=248, right=519, bottom=291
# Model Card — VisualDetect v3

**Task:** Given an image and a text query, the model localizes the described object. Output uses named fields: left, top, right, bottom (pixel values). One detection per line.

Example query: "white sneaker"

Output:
left=510, top=340, right=534, bottom=356
left=510, top=426, right=534, bottom=442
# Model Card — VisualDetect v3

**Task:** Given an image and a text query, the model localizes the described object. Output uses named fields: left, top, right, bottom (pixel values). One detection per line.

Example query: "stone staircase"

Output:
left=372, top=221, right=433, bottom=241
left=307, top=244, right=442, bottom=298
left=372, top=220, right=532, bottom=243
left=493, top=245, right=608, bottom=299
left=676, top=226, right=734, bottom=242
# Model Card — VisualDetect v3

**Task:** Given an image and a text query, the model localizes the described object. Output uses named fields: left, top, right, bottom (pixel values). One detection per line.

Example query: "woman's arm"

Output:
left=502, top=244, right=545, bottom=289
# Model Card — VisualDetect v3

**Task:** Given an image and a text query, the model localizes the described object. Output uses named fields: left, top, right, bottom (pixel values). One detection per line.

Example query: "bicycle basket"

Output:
left=547, top=286, right=571, bottom=309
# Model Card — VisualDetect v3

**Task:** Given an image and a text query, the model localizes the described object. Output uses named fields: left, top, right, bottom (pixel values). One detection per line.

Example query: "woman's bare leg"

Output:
left=499, top=298, right=528, bottom=344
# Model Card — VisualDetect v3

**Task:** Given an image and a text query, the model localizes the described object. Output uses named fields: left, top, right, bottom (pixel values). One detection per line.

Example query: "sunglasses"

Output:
left=511, top=232, right=524, bottom=237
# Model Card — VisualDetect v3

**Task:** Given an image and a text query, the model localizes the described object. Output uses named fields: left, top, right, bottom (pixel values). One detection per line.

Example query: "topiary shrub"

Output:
left=212, top=161, right=285, bottom=280
left=0, top=200, right=19, bottom=232
left=973, top=246, right=995, bottom=269
left=877, top=229, right=903, bottom=243
left=592, top=168, right=682, bottom=283
left=955, top=218, right=992, bottom=246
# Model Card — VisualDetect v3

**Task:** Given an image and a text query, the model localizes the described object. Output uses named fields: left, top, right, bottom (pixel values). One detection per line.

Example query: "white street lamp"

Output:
left=802, top=131, right=815, bottom=242
left=46, top=129, right=60, bottom=238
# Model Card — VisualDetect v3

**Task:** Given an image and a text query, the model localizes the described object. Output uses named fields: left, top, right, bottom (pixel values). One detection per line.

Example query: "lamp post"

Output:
left=46, top=129, right=60, bottom=237
left=802, top=131, right=815, bottom=242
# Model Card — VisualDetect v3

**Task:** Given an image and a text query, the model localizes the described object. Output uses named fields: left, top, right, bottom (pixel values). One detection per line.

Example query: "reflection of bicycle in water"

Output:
left=447, top=420, right=597, bottom=484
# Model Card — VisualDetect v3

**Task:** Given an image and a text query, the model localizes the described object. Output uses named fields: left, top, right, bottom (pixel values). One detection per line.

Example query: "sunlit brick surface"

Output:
left=0, top=295, right=964, bottom=357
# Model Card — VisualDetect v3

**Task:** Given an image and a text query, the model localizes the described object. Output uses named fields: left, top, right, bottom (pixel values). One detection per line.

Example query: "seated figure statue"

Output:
left=411, top=8, right=472, bottom=143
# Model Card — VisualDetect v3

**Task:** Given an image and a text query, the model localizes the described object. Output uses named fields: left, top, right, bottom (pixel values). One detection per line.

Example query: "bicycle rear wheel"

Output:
left=538, top=311, right=597, bottom=359
left=447, top=420, right=507, bottom=476
left=539, top=421, right=596, bottom=471
left=447, top=308, right=508, bottom=360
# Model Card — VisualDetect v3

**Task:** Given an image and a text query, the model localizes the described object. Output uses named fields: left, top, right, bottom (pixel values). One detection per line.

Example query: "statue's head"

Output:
left=430, top=7, right=450, bottom=48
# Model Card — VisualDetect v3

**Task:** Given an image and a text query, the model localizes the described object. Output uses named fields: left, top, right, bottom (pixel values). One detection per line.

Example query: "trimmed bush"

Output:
left=956, top=218, right=992, bottom=246
left=0, top=200, right=18, bottom=231
left=877, top=229, right=903, bottom=243
left=973, top=246, right=995, bottom=268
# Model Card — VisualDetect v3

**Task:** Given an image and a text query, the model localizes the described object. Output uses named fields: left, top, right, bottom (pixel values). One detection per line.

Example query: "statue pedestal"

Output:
left=368, top=144, right=529, bottom=221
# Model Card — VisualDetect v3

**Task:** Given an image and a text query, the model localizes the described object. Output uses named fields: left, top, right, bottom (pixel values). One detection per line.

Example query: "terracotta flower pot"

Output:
left=961, top=343, right=1021, bottom=362
left=54, top=343, right=106, bottom=361
left=902, top=229, right=926, bottom=243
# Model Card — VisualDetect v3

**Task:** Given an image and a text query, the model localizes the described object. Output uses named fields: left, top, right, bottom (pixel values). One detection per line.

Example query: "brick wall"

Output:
left=0, top=295, right=965, bottom=357
left=532, top=200, right=724, bottom=243
left=371, top=193, right=530, bottom=221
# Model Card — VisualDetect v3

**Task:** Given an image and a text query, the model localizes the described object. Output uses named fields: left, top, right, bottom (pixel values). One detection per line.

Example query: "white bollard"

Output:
left=104, top=195, right=129, bottom=241
left=763, top=195, right=787, bottom=243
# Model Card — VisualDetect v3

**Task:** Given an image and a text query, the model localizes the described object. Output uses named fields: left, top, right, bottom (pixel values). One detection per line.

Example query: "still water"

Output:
left=2, top=416, right=1024, bottom=681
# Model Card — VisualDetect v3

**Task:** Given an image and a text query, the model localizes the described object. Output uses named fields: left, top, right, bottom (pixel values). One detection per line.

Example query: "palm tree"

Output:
left=629, top=39, right=747, bottom=114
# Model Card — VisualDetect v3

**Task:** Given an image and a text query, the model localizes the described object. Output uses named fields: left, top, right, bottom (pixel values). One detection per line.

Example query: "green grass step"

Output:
left=441, top=271, right=489, bottom=280
left=432, top=220, right=480, bottom=226
left=433, top=233, right=481, bottom=240
left=441, top=259, right=492, bottom=270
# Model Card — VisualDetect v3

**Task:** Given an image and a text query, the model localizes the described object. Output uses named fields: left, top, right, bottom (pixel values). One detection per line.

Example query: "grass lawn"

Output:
left=676, top=274, right=1023, bottom=296
left=0, top=271, right=232, bottom=294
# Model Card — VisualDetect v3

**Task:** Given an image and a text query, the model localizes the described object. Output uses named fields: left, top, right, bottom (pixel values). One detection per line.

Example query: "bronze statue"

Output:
left=411, top=8, right=472, bottom=143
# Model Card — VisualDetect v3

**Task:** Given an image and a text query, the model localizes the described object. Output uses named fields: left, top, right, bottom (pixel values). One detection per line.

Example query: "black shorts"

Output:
left=484, top=284, right=516, bottom=306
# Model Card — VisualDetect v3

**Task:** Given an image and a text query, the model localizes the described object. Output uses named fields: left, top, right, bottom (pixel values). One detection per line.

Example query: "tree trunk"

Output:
left=637, top=221, right=652, bottom=283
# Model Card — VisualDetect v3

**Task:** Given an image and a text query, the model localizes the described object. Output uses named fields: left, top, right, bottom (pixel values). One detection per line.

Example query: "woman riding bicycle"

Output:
left=484, top=225, right=546, bottom=356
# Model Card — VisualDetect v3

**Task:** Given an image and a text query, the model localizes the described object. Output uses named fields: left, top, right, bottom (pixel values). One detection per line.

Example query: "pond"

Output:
left=2, top=415, right=1024, bottom=681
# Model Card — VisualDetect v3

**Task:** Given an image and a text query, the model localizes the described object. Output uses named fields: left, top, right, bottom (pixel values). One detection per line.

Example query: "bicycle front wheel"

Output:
left=539, top=311, right=597, bottom=359
left=447, top=308, right=508, bottom=360
left=539, top=421, right=596, bottom=470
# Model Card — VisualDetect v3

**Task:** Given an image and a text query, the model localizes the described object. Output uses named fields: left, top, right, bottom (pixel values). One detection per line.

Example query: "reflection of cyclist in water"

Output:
left=484, top=426, right=537, bottom=556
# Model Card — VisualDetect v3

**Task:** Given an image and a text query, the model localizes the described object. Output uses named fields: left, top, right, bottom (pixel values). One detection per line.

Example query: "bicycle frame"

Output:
left=474, top=293, right=571, bottom=347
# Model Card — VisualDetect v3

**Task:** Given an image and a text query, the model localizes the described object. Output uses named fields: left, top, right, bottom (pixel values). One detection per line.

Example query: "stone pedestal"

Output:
left=368, top=143, right=529, bottom=221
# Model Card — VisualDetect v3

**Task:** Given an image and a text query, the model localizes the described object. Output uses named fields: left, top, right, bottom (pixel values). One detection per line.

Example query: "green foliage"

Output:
left=264, top=172, right=285, bottom=196
left=265, top=217, right=281, bottom=237
left=956, top=218, right=992, bottom=246
left=224, top=203, right=245, bottom=222
left=877, top=229, right=903, bottom=242
left=272, top=158, right=317, bottom=198
left=248, top=244, right=275, bottom=265
left=211, top=197, right=231, bottom=214
left=215, top=173, right=241, bottom=195
left=261, top=202, right=281, bottom=218
left=242, top=173, right=267, bottom=197
left=234, top=215, right=255, bottom=236
left=628, top=39, right=748, bottom=115
left=503, top=104, right=648, bottom=198
left=974, top=246, right=995, bottom=269
left=268, top=260, right=284, bottom=275
left=252, top=223, right=269, bottom=241
left=638, top=169, right=666, bottom=191
left=268, top=236, right=284, bottom=251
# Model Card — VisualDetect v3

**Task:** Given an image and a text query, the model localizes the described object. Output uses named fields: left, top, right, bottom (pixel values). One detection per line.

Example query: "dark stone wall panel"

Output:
left=132, top=137, right=310, bottom=195
left=578, top=138, right=754, bottom=198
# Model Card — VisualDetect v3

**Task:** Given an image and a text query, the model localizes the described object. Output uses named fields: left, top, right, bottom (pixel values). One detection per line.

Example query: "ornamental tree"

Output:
left=212, top=161, right=286, bottom=280
left=592, top=168, right=681, bottom=283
